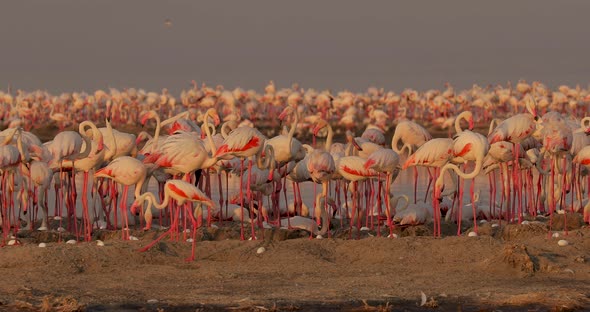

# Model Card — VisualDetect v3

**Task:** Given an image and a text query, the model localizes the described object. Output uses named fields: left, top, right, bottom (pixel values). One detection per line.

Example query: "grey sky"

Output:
left=1, top=0, right=589, bottom=94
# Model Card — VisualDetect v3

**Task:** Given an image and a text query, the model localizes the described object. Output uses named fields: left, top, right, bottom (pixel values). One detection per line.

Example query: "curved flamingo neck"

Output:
left=324, top=123, right=333, bottom=151
left=79, top=120, right=103, bottom=149
left=391, top=132, right=402, bottom=154
left=314, top=193, right=329, bottom=236
left=454, top=111, right=471, bottom=134
left=103, top=119, right=117, bottom=160
left=202, top=110, right=217, bottom=157
left=150, top=112, right=162, bottom=154
left=287, top=109, right=299, bottom=149
left=133, top=170, right=148, bottom=200
left=438, top=157, right=483, bottom=187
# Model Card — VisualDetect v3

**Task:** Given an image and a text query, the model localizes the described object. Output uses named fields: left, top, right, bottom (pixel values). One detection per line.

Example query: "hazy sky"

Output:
left=1, top=1, right=589, bottom=94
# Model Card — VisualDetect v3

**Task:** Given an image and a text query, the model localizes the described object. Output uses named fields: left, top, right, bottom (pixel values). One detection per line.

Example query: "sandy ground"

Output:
left=0, top=214, right=589, bottom=312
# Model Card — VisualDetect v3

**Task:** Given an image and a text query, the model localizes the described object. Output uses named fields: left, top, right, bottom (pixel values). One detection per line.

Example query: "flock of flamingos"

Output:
left=1, top=80, right=590, bottom=259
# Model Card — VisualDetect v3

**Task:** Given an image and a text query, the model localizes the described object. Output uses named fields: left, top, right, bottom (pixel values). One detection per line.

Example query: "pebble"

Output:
left=558, top=240, right=569, bottom=247
left=57, top=227, right=66, bottom=232
left=7, top=239, right=17, bottom=246
left=96, top=240, right=105, bottom=247
left=256, top=247, right=266, bottom=254
left=491, top=224, right=499, bottom=228
left=38, top=243, right=47, bottom=248
left=210, top=224, right=219, bottom=229
left=248, top=236, right=258, bottom=240
left=147, top=299, right=158, bottom=304
left=388, top=234, right=398, bottom=238
left=315, top=235, right=324, bottom=239
left=53, top=216, right=62, bottom=221
left=552, top=232, right=560, bottom=238
left=479, top=220, right=488, bottom=224
left=186, top=238, right=194, bottom=243
left=360, top=226, right=370, bottom=231
left=129, top=236, right=139, bottom=241
left=468, top=231, right=478, bottom=237
left=521, top=221, right=530, bottom=225
left=66, top=239, right=77, bottom=244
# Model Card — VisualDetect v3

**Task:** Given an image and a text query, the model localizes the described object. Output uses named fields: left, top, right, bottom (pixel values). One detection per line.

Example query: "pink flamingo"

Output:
left=573, top=145, right=590, bottom=224
left=337, top=154, right=378, bottom=236
left=94, top=156, right=147, bottom=240
left=363, top=148, right=400, bottom=236
left=391, top=120, right=432, bottom=203
left=131, top=179, right=216, bottom=261
left=214, top=126, right=267, bottom=240
left=434, top=130, right=488, bottom=236
left=488, top=98, right=538, bottom=224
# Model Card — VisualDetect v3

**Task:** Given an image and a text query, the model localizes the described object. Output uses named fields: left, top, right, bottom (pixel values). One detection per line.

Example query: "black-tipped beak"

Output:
left=534, top=116, right=539, bottom=121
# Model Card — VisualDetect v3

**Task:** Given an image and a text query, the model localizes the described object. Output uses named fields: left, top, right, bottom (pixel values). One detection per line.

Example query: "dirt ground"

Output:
left=0, top=214, right=589, bottom=312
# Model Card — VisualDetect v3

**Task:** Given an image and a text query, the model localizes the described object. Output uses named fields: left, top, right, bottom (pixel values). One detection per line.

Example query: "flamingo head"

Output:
left=278, top=106, right=293, bottom=121
left=312, top=120, right=326, bottom=136
left=130, top=201, right=141, bottom=215
left=140, top=111, right=154, bottom=126
left=207, top=108, right=221, bottom=126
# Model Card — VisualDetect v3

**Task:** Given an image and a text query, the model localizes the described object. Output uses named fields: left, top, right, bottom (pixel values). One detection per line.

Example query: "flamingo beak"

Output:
left=214, top=115, right=221, bottom=127
left=130, top=203, right=139, bottom=215
left=140, top=114, right=149, bottom=126
left=352, top=138, right=362, bottom=151
left=279, top=110, right=289, bottom=120
left=468, top=118, right=474, bottom=130
left=267, top=168, right=275, bottom=182
left=312, top=124, right=322, bottom=136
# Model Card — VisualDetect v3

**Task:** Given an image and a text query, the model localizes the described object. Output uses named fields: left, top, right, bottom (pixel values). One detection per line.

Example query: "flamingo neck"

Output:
left=152, top=113, right=162, bottom=154
left=439, top=157, right=483, bottom=183
left=203, top=111, right=217, bottom=157
left=324, top=124, right=333, bottom=151
left=454, top=111, right=470, bottom=134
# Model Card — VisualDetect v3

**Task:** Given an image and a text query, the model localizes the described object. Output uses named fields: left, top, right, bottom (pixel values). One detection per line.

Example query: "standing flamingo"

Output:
left=391, top=120, right=432, bottom=203
left=434, top=130, right=489, bottom=236
left=214, top=126, right=267, bottom=240
left=363, top=148, right=400, bottom=236
left=94, top=156, right=147, bottom=240
left=131, top=179, right=216, bottom=261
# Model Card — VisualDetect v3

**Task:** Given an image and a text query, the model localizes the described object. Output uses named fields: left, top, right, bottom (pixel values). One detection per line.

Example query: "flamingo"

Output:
left=94, top=156, right=148, bottom=240
left=363, top=148, right=400, bottom=236
left=0, top=128, right=28, bottom=241
left=214, top=126, right=267, bottom=240
left=21, top=159, right=53, bottom=231
left=337, top=154, right=378, bottom=235
left=434, top=130, right=489, bottom=236
left=131, top=179, right=216, bottom=261
left=61, top=120, right=105, bottom=241
left=391, top=120, right=432, bottom=203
